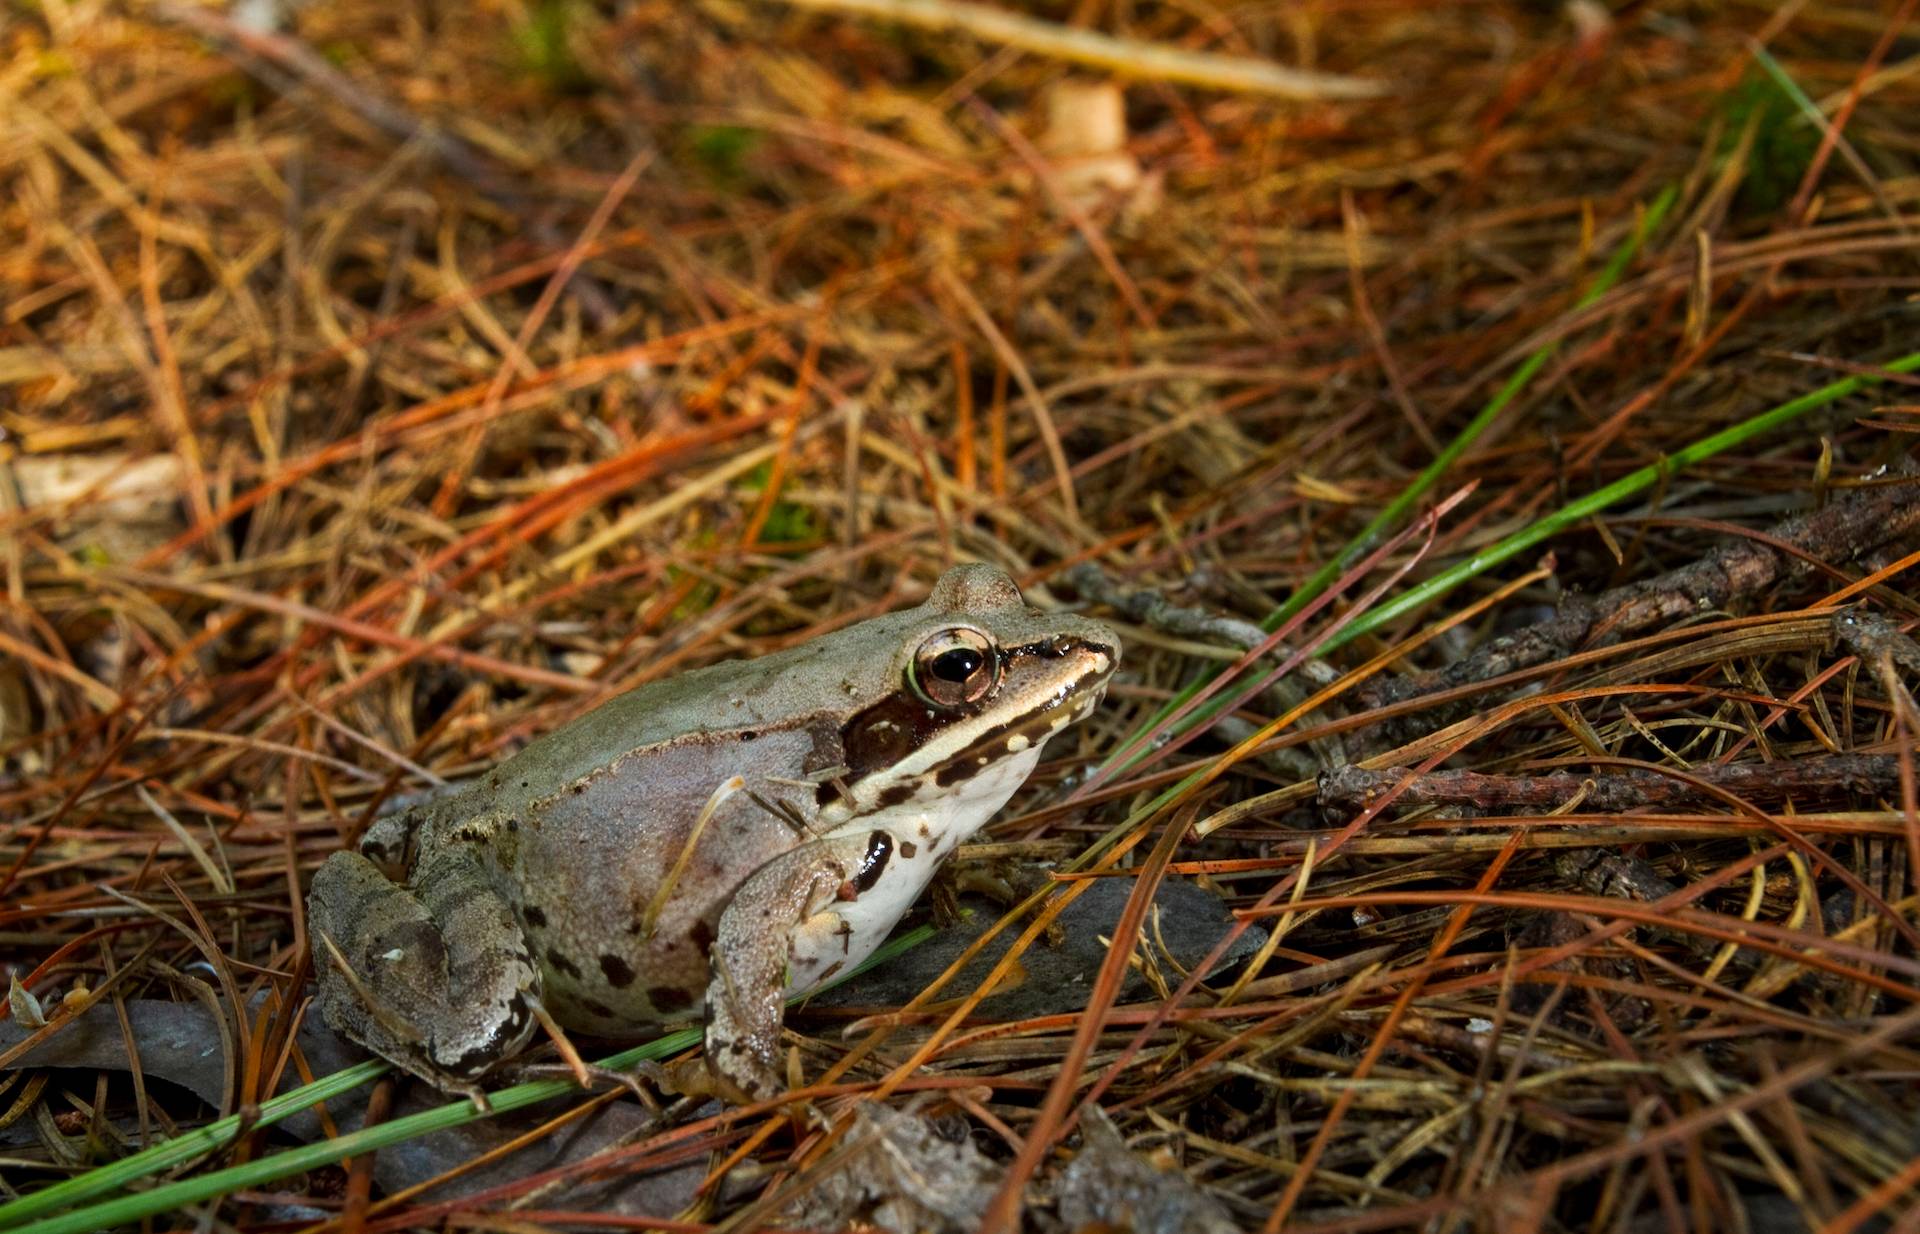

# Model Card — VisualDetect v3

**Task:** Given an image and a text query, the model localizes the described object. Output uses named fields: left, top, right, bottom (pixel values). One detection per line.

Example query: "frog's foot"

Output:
left=510, top=1058, right=674, bottom=1109
left=933, top=859, right=1065, bottom=944
left=309, top=848, right=541, bottom=1096
left=703, top=833, right=876, bottom=1103
left=657, top=1056, right=762, bottom=1106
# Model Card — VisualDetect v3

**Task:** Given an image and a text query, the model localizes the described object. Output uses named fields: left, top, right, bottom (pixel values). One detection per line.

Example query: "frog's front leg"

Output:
left=309, top=845, right=540, bottom=1098
left=704, top=831, right=892, bottom=1101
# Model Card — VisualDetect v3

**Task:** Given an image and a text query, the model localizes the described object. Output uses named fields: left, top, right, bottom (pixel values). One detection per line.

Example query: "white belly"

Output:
left=786, top=748, right=1042, bottom=993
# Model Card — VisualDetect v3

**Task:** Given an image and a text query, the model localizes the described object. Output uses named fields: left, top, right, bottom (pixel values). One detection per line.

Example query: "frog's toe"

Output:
left=703, top=1041, right=782, bottom=1105
left=625, top=1056, right=760, bottom=1106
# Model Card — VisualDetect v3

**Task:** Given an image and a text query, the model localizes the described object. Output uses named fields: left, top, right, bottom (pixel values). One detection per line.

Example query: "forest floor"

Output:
left=4, top=2, right=1920, bottom=1231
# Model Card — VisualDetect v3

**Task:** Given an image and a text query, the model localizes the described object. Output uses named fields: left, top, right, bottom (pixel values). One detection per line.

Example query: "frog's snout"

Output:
left=1043, top=628, right=1120, bottom=703
left=1058, top=618, right=1121, bottom=676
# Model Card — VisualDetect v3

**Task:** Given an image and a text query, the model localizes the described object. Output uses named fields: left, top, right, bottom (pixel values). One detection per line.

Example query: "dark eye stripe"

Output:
left=843, top=692, right=955, bottom=778
left=841, top=634, right=1115, bottom=785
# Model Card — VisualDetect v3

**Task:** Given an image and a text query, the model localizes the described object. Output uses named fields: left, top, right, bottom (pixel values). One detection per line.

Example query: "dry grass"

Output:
left=4, top=1, right=1920, bottom=1231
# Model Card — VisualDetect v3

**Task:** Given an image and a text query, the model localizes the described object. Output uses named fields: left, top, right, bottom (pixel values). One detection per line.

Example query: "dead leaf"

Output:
left=1056, top=1107, right=1239, bottom=1234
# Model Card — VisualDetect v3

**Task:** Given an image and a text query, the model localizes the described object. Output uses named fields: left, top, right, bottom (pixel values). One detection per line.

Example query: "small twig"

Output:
left=770, top=0, right=1388, bottom=100
left=1318, top=753, right=1905, bottom=813
left=1355, top=475, right=1920, bottom=743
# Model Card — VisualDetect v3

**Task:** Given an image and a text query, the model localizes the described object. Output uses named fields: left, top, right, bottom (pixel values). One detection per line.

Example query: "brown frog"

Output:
left=308, top=565, right=1118, bottom=1100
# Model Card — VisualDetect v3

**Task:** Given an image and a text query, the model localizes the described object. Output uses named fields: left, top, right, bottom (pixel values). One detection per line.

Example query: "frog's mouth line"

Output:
left=925, top=638, right=1115, bottom=788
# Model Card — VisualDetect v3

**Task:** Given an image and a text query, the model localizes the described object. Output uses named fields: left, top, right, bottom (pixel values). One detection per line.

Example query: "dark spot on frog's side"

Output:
left=689, top=919, right=715, bottom=953
left=582, top=998, right=616, bottom=1019
left=650, top=985, right=694, bottom=1013
left=600, top=954, right=637, bottom=987
left=900, top=840, right=918, bottom=859
left=873, top=781, right=916, bottom=809
left=446, top=993, right=528, bottom=1077
left=854, top=831, right=892, bottom=893
left=522, top=905, right=547, bottom=929
left=546, top=948, right=583, bottom=980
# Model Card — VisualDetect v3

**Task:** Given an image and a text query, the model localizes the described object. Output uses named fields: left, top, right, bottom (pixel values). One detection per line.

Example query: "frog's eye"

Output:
left=909, top=628, right=999, bottom=709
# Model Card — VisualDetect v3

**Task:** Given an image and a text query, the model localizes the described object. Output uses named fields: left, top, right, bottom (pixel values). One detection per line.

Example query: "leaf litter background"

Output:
left=3, top=1, right=1920, bottom=1231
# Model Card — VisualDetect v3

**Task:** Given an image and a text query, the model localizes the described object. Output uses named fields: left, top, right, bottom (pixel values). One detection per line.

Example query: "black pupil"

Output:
left=930, top=647, right=984, bottom=683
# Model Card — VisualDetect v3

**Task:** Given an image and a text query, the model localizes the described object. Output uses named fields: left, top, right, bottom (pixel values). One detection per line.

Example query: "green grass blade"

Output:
left=1319, top=348, right=1920, bottom=652
left=1093, top=344, right=1917, bottom=807
left=0, top=1059, right=389, bottom=1231
left=0, top=926, right=934, bottom=1233
left=1267, top=182, right=1681, bottom=636
left=1748, top=45, right=1826, bottom=131
left=5, top=1041, right=689, bottom=1234
left=1069, top=348, right=1920, bottom=875
left=1096, top=184, right=1678, bottom=779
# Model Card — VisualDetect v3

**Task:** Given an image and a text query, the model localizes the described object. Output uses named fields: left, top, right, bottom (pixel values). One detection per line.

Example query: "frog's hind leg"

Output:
left=309, top=848, right=541, bottom=1097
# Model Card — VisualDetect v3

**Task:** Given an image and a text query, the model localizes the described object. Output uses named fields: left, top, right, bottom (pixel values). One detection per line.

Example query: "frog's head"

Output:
left=824, top=563, right=1119, bottom=827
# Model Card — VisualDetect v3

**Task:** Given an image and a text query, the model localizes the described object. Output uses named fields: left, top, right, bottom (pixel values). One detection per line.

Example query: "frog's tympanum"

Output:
left=309, top=565, right=1119, bottom=1101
